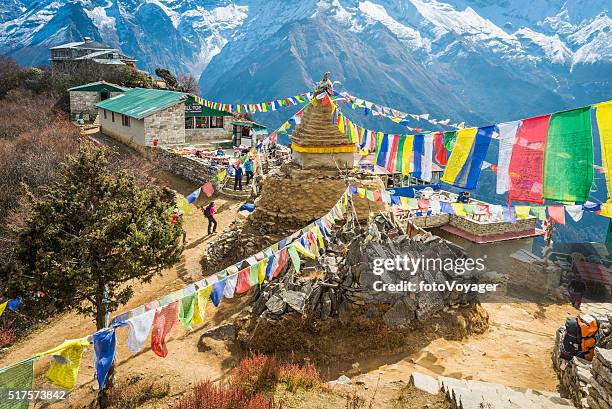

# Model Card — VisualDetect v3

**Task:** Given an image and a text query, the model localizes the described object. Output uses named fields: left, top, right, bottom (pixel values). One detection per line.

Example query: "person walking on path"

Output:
left=244, top=157, right=254, bottom=186
left=568, top=276, right=587, bottom=309
left=201, top=201, right=217, bottom=235
left=233, top=162, right=243, bottom=191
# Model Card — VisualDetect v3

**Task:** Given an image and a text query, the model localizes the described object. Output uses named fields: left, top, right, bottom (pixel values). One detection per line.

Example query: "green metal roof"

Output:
left=68, top=81, right=130, bottom=93
left=96, top=88, right=187, bottom=119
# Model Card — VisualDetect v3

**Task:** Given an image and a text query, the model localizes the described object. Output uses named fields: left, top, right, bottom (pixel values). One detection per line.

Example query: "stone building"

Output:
left=96, top=88, right=233, bottom=150
left=68, top=81, right=128, bottom=122
left=50, top=37, right=136, bottom=73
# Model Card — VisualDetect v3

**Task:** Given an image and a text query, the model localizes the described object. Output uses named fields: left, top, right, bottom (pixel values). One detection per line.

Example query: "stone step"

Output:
left=411, top=373, right=576, bottom=409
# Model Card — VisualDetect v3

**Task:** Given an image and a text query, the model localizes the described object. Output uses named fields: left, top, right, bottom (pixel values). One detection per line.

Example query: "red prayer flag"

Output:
left=273, top=248, right=288, bottom=278
left=235, top=267, right=252, bottom=295
left=548, top=206, right=566, bottom=225
left=386, top=135, right=400, bottom=173
left=418, top=199, right=429, bottom=210
left=151, top=301, right=178, bottom=358
left=508, top=115, right=551, bottom=204
left=433, top=132, right=447, bottom=166
left=373, top=191, right=382, bottom=202
left=202, top=182, right=214, bottom=198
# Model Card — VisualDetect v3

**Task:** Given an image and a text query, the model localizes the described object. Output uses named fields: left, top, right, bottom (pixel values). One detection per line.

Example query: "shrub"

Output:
left=231, top=354, right=279, bottom=395
left=106, top=378, right=170, bottom=409
left=175, top=380, right=277, bottom=409
left=0, top=322, right=16, bottom=347
left=278, top=362, right=322, bottom=392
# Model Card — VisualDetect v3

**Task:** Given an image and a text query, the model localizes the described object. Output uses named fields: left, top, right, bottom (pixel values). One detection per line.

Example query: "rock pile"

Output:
left=246, top=214, right=489, bottom=329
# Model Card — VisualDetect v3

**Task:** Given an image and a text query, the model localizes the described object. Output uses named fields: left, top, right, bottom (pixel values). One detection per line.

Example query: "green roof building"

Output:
left=94, top=87, right=234, bottom=149
left=68, top=81, right=128, bottom=122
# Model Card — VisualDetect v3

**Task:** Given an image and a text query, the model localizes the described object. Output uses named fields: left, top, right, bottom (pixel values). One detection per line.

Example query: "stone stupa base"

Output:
left=291, top=150, right=355, bottom=170
left=250, top=162, right=386, bottom=229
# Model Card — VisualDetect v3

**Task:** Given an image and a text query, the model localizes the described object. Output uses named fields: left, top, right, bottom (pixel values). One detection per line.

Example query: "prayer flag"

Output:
left=0, top=359, right=34, bottom=409
left=565, top=205, right=584, bottom=222
left=0, top=301, right=7, bottom=318
left=496, top=121, right=520, bottom=194
left=503, top=206, right=516, bottom=224
left=375, top=134, right=390, bottom=168
left=433, top=132, right=447, bottom=165
left=451, top=203, right=466, bottom=216
left=41, top=337, right=90, bottom=389
left=288, top=244, right=301, bottom=273
left=440, top=202, right=453, bottom=214
left=413, top=134, right=434, bottom=182
left=441, top=128, right=476, bottom=187
left=93, top=329, right=116, bottom=391
left=596, top=101, right=612, bottom=201
left=548, top=206, right=566, bottom=225
left=530, top=206, right=547, bottom=221
left=7, top=297, right=21, bottom=311
left=192, top=286, right=212, bottom=325
left=186, top=188, right=201, bottom=204
left=508, top=115, right=551, bottom=204
left=178, top=294, right=196, bottom=330
left=515, top=206, right=531, bottom=220
left=442, top=126, right=494, bottom=189
left=386, top=135, right=400, bottom=173
left=151, top=301, right=178, bottom=358
left=126, top=309, right=155, bottom=353
left=543, top=107, right=593, bottom=202
left=210, top=279, right=226, bottom=307
left=223, top=274, right=238, bottom=298
left=202, top=182, right=214, bottom=197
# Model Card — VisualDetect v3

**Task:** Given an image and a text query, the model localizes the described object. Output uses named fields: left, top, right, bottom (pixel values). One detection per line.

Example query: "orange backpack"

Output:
left=561, top=314, right=600, bottom=361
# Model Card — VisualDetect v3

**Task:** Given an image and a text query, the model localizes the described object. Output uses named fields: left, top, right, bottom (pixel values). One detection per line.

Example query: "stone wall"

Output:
left=70, top=91, right=122, bottom=122
left=158, top=148, right=222, bottom=186
left=448, top=215, right=537, bottom=237
left=185, top=120, right=233, bottom=145
left=411, top=214, right=451, bottom=229
left=144, top=102, right=186, bottom=146
left=589, top=348, right=612, bottom=409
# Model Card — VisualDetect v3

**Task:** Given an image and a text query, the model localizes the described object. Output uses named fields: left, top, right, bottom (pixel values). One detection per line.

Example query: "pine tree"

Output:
left=12, top=146, right=184, bottom=330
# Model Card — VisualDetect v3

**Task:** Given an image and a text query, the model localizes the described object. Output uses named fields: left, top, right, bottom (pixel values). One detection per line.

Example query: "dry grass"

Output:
left=105, top=377, right=171, bottom=409
left=176, top=381, right=279, bottom=409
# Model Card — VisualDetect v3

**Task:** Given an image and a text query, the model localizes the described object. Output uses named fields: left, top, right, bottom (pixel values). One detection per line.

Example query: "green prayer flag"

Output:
left=288, top=245, right=301, bottom=273
left=443, top=131, right=457, bottom=152
left=395, top=135, right=406, bottom=173
left=365, top=190, right=376, bottom=202
left=543, top=107, right=594, bottom=202
left=249, top=264, right=259, bottom=286
left=464, top=204, right=475, bottom=215
left=178, top=294, right=196, bottom=330
left=0, top=359, right=34, bottom=409
left=530, top=206, right=547, bottom=221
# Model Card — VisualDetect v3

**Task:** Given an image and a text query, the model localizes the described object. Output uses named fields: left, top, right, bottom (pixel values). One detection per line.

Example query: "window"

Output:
left=185, top=117, right=194, bottom=129
left=103, top=109, right=107, bottom=119
left=111, top=112, right=115, bottom=122
left=211, top=116, right=224, bottom=128
left=122, top=114, right=130, bottom=127
left=195, top=117, right=205, bottom=129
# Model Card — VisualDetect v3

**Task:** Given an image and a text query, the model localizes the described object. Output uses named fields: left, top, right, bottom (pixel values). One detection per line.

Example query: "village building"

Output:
left=50, top=37, right=136, bottom=73
left=232, top=119, right=268, bottom=147
left=95, top=88, right=235, bottom=150
left=68, top=81, right=129, bottom=122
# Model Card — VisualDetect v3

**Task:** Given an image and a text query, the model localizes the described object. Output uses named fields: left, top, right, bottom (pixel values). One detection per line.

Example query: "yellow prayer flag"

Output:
left=314, top=225, right=325, bottom=249
left=600, top=203, right=612, bottom=218
left=515, top=206, right=531, bottom=220
left=293, top=241, right=316, bottom=259
left=357, top=188, right=366, bottom=198
left=399, top=197, right=411, bottom=211
left=192, top=286, right=213, bottom=325
left=258, top=258, right=268, bottom=284
left=596, top=101, right=612, bottom=201
left=402, top=135, right=414, bottom=176
left=0, top=301, right=7, bottom=318
left=451, top=203, right=467, bottom=216
left=441, top=128, right=478, bottom=185
left=39, top=338, right=90, bottom=389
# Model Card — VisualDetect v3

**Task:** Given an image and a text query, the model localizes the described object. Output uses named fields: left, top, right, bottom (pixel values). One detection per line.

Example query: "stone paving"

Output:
left=410, top=372, right=576, bottom=409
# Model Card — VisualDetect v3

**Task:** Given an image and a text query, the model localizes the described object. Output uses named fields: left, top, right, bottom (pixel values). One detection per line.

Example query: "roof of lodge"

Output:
left=68, top=81, right=130, bottom=93
left=96, top=88, right=188, bottom=119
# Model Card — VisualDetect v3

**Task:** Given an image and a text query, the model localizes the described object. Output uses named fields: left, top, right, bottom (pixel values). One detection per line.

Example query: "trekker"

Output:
left=234, top=163, right=243, bottom=191
left=457, top=191, right=470, bottom=203
left=202, top=201, right=217, bottom=235
left=568, top=276, right=587, bottom=309
left=244, top=157, right=254, bottom=185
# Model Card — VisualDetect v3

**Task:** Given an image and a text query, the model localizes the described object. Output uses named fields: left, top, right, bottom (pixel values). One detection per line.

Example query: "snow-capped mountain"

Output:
left=1, top=0, right=610, bottom=124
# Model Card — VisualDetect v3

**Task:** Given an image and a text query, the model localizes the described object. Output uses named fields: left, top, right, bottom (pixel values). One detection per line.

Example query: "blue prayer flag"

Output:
left=93, top=329, right=116, bottom=391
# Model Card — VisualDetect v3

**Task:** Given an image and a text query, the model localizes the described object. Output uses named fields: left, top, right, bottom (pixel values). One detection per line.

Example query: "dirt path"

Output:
left=0, top=197, right=244, bottom=408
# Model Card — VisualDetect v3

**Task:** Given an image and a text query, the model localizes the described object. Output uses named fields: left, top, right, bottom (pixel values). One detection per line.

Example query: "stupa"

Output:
left=250, top=72, right=386, bottom=229
left=291, top=72, right=356, bottom=169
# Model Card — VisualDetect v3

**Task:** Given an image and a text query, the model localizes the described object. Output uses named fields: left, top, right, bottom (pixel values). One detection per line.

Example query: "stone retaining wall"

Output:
left=448, top=214, right=537, bottom=237
left=158, top=148, right=222, bottom=186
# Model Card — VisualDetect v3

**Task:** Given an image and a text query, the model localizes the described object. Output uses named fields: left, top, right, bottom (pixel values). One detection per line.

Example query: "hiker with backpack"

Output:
left=568, top=275, right=587, bottom=309
left=233, top=162, right=243, bottom=191
left=201, top=201, right=217, bottom=235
